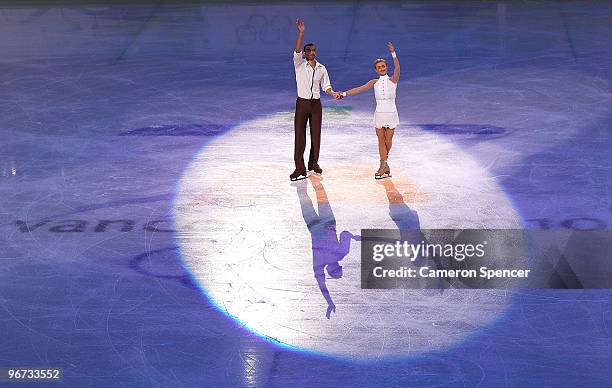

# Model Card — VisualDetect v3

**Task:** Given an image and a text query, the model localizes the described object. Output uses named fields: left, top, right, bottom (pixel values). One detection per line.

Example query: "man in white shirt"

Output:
left=290, top=19, right=342, bottom=181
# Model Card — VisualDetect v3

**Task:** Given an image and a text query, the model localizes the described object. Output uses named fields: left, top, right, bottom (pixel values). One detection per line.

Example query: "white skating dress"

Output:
left=373, top=74, right=399, bottom=128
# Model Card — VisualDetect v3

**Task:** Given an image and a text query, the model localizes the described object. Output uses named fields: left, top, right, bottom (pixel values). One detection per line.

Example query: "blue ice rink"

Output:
left=1, top=2, right=612, bottom=386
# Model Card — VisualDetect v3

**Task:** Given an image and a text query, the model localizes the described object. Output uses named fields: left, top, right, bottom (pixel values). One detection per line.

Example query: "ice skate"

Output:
left=374, top=160, right=391, bottom=179
left=308, top=163, right=323, bottom=176
left=290, top=168, right=307, bottom=181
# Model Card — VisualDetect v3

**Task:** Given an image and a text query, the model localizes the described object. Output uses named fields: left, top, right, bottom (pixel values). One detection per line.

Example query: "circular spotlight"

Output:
left=173, top=109, right=521, bottom=359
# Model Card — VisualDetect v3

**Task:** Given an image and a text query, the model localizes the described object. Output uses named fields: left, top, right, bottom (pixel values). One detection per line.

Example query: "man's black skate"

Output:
left=290, top=169, right=307, bottom=181
left=308, top=163, right=323, bottom=175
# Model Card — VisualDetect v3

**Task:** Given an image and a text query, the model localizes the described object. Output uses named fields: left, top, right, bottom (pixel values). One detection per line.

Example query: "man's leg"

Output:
left=308, top=99, right=323, bottom=171
left=294, top=98, right=309, bottom=172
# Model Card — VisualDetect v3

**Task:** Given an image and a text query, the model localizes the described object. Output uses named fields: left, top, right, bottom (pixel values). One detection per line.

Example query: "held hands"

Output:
left=296, top=18, right=305, bottom=33
left=333, top=91, right=344, bottom=100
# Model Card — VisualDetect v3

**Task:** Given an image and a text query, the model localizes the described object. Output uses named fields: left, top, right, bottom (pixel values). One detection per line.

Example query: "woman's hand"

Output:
left=387, top=41, right=395, bottom=53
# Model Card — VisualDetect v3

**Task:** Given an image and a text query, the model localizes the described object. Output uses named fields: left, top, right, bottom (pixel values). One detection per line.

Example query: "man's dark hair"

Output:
left=303, top=43, right=316, bottom=51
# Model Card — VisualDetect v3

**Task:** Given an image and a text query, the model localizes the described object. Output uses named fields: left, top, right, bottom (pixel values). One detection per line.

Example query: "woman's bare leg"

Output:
left=376, top=127, right=388, bottom=160
left=384, top=127, right=395, bottom=156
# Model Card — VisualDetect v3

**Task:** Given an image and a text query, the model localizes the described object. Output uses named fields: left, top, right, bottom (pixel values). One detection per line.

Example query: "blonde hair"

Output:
left=373, top=58, right=387, bottom=67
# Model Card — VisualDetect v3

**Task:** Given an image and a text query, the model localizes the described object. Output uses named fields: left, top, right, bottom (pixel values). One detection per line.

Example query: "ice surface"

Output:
left=1, top=1, right=611, bottom=386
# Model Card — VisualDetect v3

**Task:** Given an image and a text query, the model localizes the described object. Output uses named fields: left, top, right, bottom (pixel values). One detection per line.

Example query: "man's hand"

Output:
left=296, top=19, right=305, bottom=33
left=333, top=91, right=343, bottom=100
left=387, top=41, right=395, bottom=53
left=326, top=302, right=336, bottom=319
left=294, top=19, right=305, bottom=53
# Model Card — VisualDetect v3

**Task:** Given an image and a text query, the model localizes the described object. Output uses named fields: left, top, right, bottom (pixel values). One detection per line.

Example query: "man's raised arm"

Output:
left=295, top=19, right=305, bottom=53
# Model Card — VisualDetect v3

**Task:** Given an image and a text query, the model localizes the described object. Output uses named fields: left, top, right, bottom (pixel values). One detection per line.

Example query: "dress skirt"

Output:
left=373, top=111, right=399, bottom=128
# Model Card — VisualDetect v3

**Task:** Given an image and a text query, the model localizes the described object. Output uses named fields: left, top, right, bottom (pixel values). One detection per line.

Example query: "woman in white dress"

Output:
left=340, top=42, right=400, bottom=179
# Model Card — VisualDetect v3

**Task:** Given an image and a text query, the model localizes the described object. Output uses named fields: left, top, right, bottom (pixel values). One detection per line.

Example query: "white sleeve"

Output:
left=293, top=51, right=304, bottom=68
left=321, top=67, right=332, bottom=92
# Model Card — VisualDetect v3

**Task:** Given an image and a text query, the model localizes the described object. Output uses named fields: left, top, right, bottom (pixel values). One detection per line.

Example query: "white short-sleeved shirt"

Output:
left=293, top=52, right=332, bottom=99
